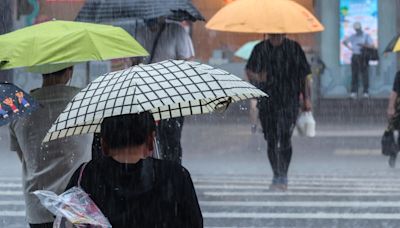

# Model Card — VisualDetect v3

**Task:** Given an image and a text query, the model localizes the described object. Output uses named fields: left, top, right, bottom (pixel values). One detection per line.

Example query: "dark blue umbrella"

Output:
left=0, top=83, right=38, bottom=127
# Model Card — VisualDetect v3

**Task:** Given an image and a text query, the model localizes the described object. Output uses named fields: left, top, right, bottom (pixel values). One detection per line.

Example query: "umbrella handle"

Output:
left=153, top=138, right=161, bottom=159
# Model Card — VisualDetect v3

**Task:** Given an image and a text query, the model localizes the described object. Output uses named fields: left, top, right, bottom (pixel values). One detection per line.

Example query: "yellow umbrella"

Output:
left=384, top=34, right=400, bottom=53
left=206, top=0, right=324, bottom=34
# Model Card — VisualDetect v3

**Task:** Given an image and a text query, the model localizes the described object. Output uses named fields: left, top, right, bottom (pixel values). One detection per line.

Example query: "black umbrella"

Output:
left=76, top=0, right=205, bottom=23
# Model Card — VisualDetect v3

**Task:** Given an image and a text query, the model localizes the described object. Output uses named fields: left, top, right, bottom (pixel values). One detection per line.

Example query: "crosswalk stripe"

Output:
left=0, top=191, right=22, bottom=196
left=0, top=183, right=21, bottom=188
left=200, top=201, right=400, bottom=208
left=193, top=179, right=400, bottom=186
left=0, top=211, right=24, bottom=217
left=195, top=184, right=400, bottom=192
left=0, top=201, right=24, bottom=205
left=193, top=177, right=400, bottom=183
left=0, top=177, right=21, bottom=181
left=203, top=212, right=400, bottom=220
left=203, top=191, right=400, bottom=197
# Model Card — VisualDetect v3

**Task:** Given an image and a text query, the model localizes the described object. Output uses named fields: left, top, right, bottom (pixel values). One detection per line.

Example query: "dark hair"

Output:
left=42, top=66, right=73, bottom=78
left=100, top=112, right=155, bottom=150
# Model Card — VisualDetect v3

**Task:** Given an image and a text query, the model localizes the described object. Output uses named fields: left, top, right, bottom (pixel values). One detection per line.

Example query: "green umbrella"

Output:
left=234, top=40, right=261, bottom=60
left=0, top=20, right=148, bottom=74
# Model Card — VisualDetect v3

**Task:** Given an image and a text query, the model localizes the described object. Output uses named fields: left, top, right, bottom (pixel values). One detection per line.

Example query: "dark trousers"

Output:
left=157, top=117, right=184, bottom=164
left=30, top=223, right=53, bottom=228
left=258, top=102, right=298, bottom=179
left=351, top=54, right=369, bottom=93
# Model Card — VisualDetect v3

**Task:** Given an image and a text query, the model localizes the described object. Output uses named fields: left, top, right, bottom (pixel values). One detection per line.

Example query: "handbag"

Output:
left=361, top=35, right=379, bottom=61
left=381, top=130, right=398, bottom=156
left=361, top=46, right=379, bottom=61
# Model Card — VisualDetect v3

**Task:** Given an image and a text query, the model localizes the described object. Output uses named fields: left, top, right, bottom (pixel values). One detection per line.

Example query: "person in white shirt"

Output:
left=9, top=66, right=92, bottom=228
left=343, top=22, right=374, bottom=99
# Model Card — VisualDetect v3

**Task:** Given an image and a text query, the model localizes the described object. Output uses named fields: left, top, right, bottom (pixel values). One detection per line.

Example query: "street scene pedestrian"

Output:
left=246, top=34, right=312, bottom=191
left=136, top=18, right=195, bottom=164
left=385, top=70, right=400, bottom=167
left=66, top=112, right=203, bottom=228
left=343, top=22, right=375, bottom=99
left=1, top=0, right=400, bottom=227
left=9, top=66, right=92, bottom=228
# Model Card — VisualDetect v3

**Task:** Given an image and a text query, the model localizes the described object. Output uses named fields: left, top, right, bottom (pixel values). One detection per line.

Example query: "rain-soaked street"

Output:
left=1, top=115, right=400, bottom=228
left=1, top=0, right=400, bottom=227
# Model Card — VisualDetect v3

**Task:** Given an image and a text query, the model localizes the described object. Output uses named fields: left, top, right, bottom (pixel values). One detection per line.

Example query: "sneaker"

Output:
left=350, top=92, right=357, bottom=99
left=251, top=124, right=257, bottom=134
left=363, top=93, right=370, bottom=98
left=389, top=154, right=397, bottom=168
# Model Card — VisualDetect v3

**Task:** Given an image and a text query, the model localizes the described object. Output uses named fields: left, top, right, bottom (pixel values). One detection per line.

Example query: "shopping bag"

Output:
left=381, top=130, right=399, bottom=156
left=34, top=187, right=111, bottom=228
left=296, top=112, right=316, bottom=137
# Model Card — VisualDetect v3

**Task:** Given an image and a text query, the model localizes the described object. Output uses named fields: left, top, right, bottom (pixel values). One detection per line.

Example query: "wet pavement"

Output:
left=1, top=116, right=400, bottom=227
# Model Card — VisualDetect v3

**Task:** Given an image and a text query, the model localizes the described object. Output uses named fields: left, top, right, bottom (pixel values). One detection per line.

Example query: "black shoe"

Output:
left=389, top=154, right=397, bottom=168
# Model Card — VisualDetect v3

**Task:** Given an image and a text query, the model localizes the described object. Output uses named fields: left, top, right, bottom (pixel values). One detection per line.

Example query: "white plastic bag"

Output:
left=34, top=187, right=111, bottom=228
left=296, top=111, right=316, bottom=137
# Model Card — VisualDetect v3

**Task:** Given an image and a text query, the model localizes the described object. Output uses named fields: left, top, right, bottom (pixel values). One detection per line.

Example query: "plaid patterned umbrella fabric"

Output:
left=76, top=0, right=205, bottom=23
left=43, top=60, right=267, bottom=142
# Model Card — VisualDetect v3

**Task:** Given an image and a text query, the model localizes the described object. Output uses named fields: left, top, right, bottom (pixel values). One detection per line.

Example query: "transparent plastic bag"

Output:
left=34, top=187, right=112, bottom=228
left=296, top=111, right=316, bottom=137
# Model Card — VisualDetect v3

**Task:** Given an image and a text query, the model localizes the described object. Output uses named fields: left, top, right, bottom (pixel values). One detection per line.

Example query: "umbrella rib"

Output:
left=158, top=61, right=199, bottom=117
left=85, top=29, right=103, bottom=60
left=128, top=71, right=139, bottom=115
left=97, top=71, right=122, bottom=126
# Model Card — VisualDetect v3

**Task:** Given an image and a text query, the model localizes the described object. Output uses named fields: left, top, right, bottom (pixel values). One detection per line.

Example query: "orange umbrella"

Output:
left=206, top=0, right=324, bottom=34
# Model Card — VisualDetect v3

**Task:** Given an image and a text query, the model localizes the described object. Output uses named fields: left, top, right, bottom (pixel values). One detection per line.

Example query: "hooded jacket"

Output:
left=66, top=157, right=203, bottom=228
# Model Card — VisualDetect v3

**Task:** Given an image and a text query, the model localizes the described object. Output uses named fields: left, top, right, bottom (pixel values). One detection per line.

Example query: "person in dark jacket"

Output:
left=386, top=71, right=400, bottom=167
left=246, top=34, right=312, bottom=191
left=66, top=112, right=203, bottom=228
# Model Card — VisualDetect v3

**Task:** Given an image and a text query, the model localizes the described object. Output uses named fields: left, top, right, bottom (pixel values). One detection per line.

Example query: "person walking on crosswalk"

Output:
left=246, top=34, right=312, bottom=191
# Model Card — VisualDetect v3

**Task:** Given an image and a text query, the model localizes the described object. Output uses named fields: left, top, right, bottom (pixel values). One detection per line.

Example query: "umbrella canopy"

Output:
left=206, top=0, right=324, bottom=34
left=384, top=34, right=400, bottom=53
left=0, top=83, right=38, bottom=127
left=43, top=60, right=267, bottom=142
left=234, top=40, right=261, bottom=60
left=0, top=20, right=148, bottom=73
left=76, top=0, right=205, bottom=24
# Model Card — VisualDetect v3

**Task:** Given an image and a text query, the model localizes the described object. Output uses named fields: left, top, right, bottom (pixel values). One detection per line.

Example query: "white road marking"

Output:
left=0, top=177, right=21, bottom=181
left=193, top=176, right=400, bottom=183
left=0, top=211, right=25, bottom=217
left=203, top=212, right=400, bottom=220
left=0, top=201, right=25, bottom=205
left=0, top=191, right=22, bottom=196
left=194, top=179, right=400, bottom=187
left=200, top=201, right=400, bottom=208
left=334, top=149, right=380, bottom=155
left=0, top=183, right=21, bottom=188
left=203, top=191, right=400, bottom=197
left=195, top=184, right=400, bottom=192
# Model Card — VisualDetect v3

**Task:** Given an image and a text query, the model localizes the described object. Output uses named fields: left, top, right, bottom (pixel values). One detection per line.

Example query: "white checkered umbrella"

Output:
left=43, top=60, right=267, bottom=142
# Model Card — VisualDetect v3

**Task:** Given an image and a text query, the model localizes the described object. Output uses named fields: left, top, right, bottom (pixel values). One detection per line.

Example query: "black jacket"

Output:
left=66, top=157, right=203, bottom=228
